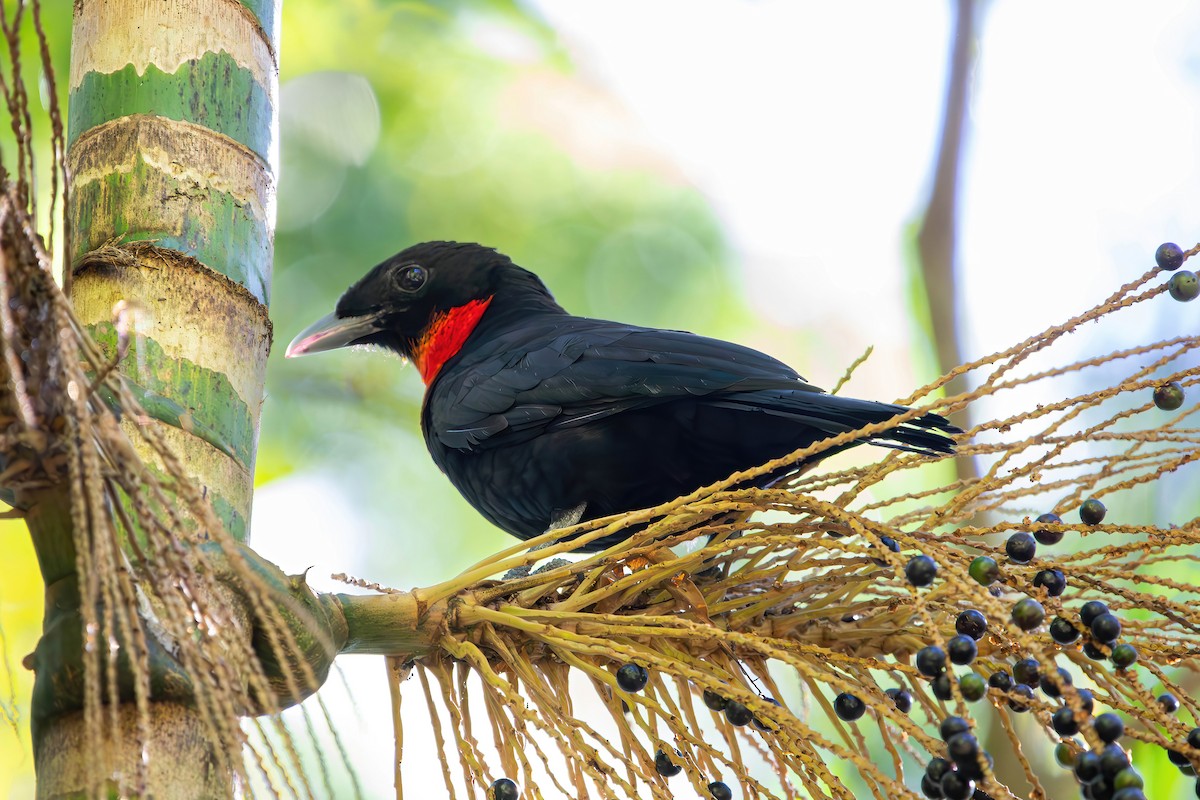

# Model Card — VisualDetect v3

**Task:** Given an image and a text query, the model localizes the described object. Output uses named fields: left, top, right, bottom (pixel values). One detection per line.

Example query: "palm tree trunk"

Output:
left=30, top=0, right=278, bottom=795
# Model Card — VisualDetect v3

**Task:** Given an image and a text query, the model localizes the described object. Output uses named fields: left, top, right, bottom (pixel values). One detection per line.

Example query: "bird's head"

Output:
left=285, top=241, right=559, bottom=382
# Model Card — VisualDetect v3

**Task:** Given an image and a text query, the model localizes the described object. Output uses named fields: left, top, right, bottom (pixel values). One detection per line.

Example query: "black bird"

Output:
left=286, top=242, right=957, bottom=551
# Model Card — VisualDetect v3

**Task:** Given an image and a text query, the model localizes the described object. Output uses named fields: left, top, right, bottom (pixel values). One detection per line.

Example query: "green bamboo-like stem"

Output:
left=32, top=0, right=280, bottom=795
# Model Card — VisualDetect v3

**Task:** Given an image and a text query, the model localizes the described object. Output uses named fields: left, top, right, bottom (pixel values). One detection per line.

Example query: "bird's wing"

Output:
left=429, top=321, right=817, bottom=451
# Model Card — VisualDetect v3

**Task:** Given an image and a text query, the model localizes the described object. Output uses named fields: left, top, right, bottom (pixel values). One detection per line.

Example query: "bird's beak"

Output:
left=284, top=311, right=386, bottom=358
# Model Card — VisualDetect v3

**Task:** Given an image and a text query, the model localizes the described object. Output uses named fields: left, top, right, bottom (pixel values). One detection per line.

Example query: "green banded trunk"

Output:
left=32, top=0, right=279, bottom=795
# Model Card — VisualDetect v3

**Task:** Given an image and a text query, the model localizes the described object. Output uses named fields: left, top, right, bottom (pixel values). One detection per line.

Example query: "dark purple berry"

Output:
left=1033, top=568, right=1067, bottom=597
left=926, top=757, right=952, bottom=782
left=833, top=692, right=865, bottom=721
left=1012, top=597, right=1045, bottom=630
left=655, top=748, right=683, bottom=777
left=1012, top=658, right=1041, bottom=686
left=1158, top=693, right=1180, bottom=714
left=931, top=673, right=953, bottom=701
left=1154, top=382, right=1185, bottom=411
left=1005, top=532, right=1036, bottom=563
left=1188, top=727, right=1200, bottom=750
left=708, top=782, right=733, bottom=800
left=988, top=670, right=1013, bottom=692
left=1050, top=616, right=1081, bottom=645
left=1075, top=751, right=1102, bottom=782
left=1091, top=613, right=1122, bottom=643
left=1040, top=667, right=1073, bottom=698
left=1080, top=498, right=1107, bottom=525
left=1081, top=601, right=1110, bottom=627
left=703, top=689, right=728, bottom=711
left=1053, top=706, right=1079, bottom=736
left=1073, top=688, right=1096, bottom=714
left=920, top=773, right=944, bottom=799
left=940, top=715, right=971, bottom=741
left=955, top=609, right=988, bottom=640
left=947, top=636, right=978, bottom=666
left=906, top=555, right=938, bottom=587
left=871, top=535, right=901, bottom=565
left=1034, top=512, right=1064, bottom=545
left=916, top=646, right=947, bottom=676
left=1095, top=713, right=1125, bottom=743
left=1157, top=242, right=1185, bottom=271
left=616, top=663, right=649, bottom=692
left=1008, top=683, right=1034, bottom=712
left=1099, top=743, right=1130, bottom=777
left=939, top=770, right=974, bottom=800
left=885, top=687, right=913, bottom=714
left=1169, top=269, right=1199, bottom=301
left=946, top=731, right=979, bottom=764
left=1083, top=641, right=1108, bottom=660
left=968, top=556, right=999, bottom=586
left=724, top=701, right=752, bottom=727
left=490, top=778, right=520, bottom=800
left=1168, top=748, right=1192, bottom=767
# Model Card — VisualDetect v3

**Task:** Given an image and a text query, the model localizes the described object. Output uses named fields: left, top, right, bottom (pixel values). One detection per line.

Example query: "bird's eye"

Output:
left=397, top=265, right=427, bottom=292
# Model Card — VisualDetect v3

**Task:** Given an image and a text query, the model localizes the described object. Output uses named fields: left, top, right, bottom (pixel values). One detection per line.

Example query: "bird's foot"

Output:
left=502, top=502, right=587, bottom=578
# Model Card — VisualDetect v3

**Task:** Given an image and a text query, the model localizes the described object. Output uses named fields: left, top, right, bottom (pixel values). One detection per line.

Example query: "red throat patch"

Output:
left=413, top=296, right=494, bottom=385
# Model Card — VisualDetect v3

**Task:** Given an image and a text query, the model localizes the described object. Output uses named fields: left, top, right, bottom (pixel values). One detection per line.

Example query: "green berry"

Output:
left=1154, top=382, right=1185, bottom=411
left=1012, top=598, right=1046, bottom=630
left=1169, top=269, right=1199, bottom=301
left=968, top=556, right=1000, bottom=586
left=1113, top=767, right=1144, bottom=789
left=1110, top=643, right=1138, bottom=669
left=959, top=672, right=987, bottom=702
left=1055, top=741, right=1077, bottom=768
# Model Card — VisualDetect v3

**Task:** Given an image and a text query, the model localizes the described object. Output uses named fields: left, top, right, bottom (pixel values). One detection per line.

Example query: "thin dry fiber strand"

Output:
left=0, top=4, right=350, bottom=798
left=382, top=257, right=1200, bottom=799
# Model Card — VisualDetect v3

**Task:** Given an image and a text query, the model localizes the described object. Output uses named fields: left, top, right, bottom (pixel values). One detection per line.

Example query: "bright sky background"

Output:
left=249, top=2, right=1200, bottom=797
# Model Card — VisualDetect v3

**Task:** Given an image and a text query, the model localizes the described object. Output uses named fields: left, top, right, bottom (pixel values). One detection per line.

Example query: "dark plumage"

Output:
left=287, top=241, right=957, bottom=550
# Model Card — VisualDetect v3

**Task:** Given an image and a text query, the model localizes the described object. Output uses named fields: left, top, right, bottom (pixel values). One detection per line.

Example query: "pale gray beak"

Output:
left=284, top=311, right=386, bottom=358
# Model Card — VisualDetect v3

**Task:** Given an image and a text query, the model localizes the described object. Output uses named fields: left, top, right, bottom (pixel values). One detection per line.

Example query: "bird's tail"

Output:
left=714, top=390, right=960, bottom=458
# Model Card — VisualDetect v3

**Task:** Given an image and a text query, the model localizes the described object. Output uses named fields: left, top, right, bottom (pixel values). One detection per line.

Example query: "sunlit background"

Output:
left=3, top=1, right=1200, bottom=796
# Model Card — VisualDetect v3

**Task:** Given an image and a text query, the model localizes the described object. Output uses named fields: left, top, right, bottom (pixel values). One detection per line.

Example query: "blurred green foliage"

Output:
left=265, top=0, right=739, bottom=578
